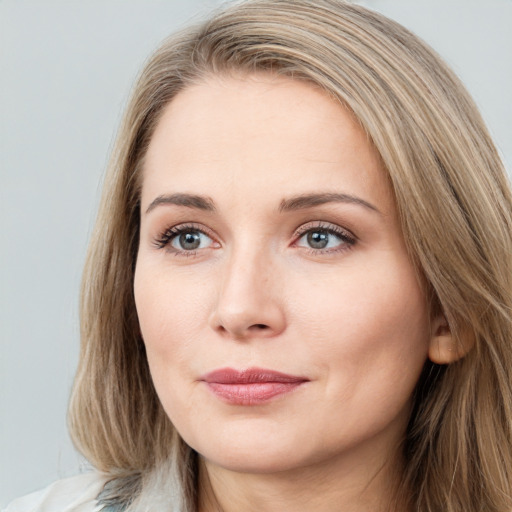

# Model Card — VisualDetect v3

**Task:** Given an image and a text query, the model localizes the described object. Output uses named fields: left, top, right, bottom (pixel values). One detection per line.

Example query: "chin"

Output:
left=186, top=427, right=315, bottom=474
left=202, top=449, right=306, bottom=475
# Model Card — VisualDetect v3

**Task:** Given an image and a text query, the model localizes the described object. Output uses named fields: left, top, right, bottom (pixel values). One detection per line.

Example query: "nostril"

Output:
left=252, top=324, right=269, bottom=330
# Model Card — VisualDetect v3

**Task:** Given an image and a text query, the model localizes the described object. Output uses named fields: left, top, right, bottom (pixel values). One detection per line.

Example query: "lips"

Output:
left=201, top=367, right=309, bottom=405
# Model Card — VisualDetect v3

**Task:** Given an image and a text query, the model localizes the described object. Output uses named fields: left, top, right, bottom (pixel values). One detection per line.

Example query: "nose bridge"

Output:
left=209, top=237, right=286, bottom=338
left=224, top=242, right=263, bottom=296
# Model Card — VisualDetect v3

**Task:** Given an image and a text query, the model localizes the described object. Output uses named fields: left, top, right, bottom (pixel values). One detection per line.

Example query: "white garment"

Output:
left=2, top=473, right=109, bottom=512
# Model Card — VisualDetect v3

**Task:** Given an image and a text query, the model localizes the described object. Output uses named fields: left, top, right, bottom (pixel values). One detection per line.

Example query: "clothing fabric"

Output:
left=2, top=473, right=113, bottom=512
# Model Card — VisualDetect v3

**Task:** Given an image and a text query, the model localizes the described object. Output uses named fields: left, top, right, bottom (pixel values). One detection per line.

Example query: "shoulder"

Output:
left=2, top=472, right=110, bottom=512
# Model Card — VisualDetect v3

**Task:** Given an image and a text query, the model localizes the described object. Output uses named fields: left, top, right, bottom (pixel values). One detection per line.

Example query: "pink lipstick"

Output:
left=201, top=367, right=308, bottom=405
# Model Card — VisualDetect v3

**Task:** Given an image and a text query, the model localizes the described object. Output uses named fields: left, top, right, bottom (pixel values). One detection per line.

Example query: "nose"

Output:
left=208, top=246, right=287, bottom=340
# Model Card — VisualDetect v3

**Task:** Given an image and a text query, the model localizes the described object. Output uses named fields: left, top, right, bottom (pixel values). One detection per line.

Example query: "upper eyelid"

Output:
left=294, top=221, right=355, bottom=237
left=164, top=222, right=215, bottom=237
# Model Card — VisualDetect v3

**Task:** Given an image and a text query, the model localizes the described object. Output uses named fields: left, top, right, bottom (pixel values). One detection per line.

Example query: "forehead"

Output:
left=141, top=73, right=393, bottom=215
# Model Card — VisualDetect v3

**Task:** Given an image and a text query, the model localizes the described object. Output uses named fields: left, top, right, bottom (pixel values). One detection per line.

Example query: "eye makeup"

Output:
left=152, top=218, right=357, bottom=259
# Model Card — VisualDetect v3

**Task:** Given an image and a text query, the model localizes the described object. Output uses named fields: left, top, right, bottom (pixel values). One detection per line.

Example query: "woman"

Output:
left=5, top=0, right=512, bottom=511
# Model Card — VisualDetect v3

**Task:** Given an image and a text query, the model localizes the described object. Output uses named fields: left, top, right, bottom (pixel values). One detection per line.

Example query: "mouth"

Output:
left=200, top=367, right=309, bottom=405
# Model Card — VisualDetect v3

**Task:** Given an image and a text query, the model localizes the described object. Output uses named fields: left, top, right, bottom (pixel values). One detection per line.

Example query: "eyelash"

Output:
left=153, top=221, right=357, bottom=256
left=153, top=223, right=215, bottom=256
left=293, top=222, right=357, bottom=255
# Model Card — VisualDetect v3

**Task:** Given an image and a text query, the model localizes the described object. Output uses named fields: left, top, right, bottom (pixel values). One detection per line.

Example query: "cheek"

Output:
left=134, top=262, right=216, bottom=427
left=291, top=258, right=430, bottom=384
left=286, top=263, right=430, bottom=444
left=134, top=262, right=211, bottom=372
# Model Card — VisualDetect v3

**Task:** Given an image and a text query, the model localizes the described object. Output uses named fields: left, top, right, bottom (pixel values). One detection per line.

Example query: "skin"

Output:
left=134, top=73, right=450, bottom=512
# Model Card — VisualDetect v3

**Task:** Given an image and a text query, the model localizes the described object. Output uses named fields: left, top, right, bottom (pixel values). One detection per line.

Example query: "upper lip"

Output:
left=201, top=367, right=309, bottom=384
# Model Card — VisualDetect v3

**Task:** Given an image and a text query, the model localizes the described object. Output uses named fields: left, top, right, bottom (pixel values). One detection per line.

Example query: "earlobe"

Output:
left=428, top=314, right=472, bottom=365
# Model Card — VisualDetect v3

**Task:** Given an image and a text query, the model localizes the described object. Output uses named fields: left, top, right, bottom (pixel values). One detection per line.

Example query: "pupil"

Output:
left=180, top=232, right=201, bottom=250
left=307, top=231, right=329, bottom=249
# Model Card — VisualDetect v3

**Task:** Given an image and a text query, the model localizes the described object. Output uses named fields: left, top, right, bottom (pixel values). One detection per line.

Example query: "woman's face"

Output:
left=134, top=74, right=432, bottom=476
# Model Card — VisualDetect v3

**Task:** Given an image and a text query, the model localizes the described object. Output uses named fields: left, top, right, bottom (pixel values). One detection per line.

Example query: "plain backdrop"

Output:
left=1, top=0, right=511, bottom=506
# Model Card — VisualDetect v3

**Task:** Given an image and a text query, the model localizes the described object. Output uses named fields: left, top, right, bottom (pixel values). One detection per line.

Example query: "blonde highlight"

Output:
left=68, top=1, right=512, bottom=510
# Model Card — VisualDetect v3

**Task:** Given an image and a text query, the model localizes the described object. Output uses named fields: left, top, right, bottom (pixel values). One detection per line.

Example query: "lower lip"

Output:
left=205, top=382, right=305, bottom=405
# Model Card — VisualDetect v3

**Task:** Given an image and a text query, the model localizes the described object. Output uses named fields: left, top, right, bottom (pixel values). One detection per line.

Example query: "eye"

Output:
left=297, top=229, right=341, bottom=250
left=171, top=229, right=213, bottom=251
left=154, top=223, right=217, bottom=254
left=295, top=223, right=356, bottom=252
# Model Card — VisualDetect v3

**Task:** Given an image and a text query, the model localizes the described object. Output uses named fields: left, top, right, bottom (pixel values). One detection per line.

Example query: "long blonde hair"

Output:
left=68, top=1, right=512, bottom=510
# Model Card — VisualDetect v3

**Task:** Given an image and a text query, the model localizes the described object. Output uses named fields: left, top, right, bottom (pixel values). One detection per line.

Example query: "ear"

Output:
left=428, top=314, right=473, bottom=365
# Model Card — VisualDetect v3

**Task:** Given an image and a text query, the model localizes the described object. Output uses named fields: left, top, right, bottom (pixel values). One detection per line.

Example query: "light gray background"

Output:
left=1, top=0, right=511, bottom=506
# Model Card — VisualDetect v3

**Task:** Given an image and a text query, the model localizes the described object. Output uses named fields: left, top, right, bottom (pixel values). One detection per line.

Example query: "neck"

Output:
left=197, top=443, right=408, bottom=512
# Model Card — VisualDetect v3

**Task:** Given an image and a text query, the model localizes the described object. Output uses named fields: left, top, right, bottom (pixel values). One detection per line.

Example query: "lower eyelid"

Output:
left=296, top=234, right=349, bottom=249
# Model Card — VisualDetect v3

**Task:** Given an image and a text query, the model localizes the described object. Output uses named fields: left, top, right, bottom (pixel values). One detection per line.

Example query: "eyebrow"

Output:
left=144, top=191, right=380, bottom=216
left=279, top=192, right=380, bottom=214
left=145, top=193, right=216, bottom=214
